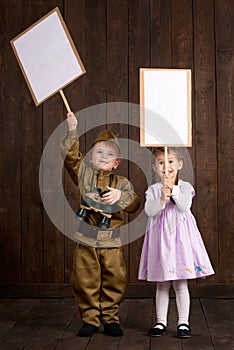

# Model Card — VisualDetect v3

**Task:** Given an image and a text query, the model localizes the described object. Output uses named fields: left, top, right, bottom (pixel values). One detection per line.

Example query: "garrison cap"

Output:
left=91, top=129, right=121, bottom=154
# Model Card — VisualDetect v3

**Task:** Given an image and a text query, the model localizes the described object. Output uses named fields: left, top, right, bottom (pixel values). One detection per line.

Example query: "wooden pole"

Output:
left=59, top=89, right=71, bottom=113
left=164, top=146, right=168, bottom=175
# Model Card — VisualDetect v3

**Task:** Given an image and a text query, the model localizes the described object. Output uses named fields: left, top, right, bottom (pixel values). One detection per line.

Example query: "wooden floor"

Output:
left=0, top=298, right=233, bottom=350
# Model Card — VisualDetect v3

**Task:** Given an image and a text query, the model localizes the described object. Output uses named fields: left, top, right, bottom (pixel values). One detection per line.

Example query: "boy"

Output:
left=61, top=112, right=141, bottom=337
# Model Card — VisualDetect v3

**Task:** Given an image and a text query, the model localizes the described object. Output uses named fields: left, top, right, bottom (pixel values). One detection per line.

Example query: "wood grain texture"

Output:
left=63, top=0, right=86, bottom=283
left=106, top=0, right=130, bottom=272
left=201, top=298, right=234, bottom=348
left=0, top=0, right=233, bottom=292
left=150, top=0, right=172, bottom=68
left=0, top=283, right=234, bottom=298
left=0, top=298, right=232, bottom=349
left=84, top=0, right=107, bottom=149
left=215, top=0, right=234, bottom=283
left=193, top=0, right=218, bottom=284
left=21, top=2, right=45, bottom=284
left=0, top=0, right=23, bottom=283
left=128, top=0, right=150, bottom=283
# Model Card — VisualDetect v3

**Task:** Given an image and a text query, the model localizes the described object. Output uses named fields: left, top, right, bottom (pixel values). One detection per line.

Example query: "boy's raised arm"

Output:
left=60, top=112, right=83, bottom=185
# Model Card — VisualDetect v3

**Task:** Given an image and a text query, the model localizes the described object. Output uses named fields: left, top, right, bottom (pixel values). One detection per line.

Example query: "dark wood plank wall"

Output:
left=128, top=0, right=150, bottom=284
left=193, top=0, right=217, bottom=289
left=0, top=0, right=233, bottom=296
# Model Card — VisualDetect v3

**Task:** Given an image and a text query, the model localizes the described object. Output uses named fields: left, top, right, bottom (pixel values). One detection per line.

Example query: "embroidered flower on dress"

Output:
left=186, top=267, right=192, bottom=273
left=195, top=266, right=202, bottom=272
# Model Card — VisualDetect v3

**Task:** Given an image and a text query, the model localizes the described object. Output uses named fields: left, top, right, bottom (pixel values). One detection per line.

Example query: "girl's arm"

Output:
left=144, top=187, right=164, bottom=217
left=171, top=181, right=194, bottom=212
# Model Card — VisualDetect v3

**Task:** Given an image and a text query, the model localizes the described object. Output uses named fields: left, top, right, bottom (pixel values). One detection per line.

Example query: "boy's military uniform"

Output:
left=61, top=129, right=140, bottom=328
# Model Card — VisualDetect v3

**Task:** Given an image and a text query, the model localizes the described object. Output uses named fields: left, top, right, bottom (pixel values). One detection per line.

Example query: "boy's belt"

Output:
left=83, top=229, right=120, bottom=241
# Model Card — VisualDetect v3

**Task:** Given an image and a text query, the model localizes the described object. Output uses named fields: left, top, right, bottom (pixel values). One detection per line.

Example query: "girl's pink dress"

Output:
left=138, top=180, right=215, bottom=282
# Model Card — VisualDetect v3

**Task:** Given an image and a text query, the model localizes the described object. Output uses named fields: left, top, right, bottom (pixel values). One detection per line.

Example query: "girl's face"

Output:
left=89, top=141, right=120, bottom=172
left=153, top=151, right=183, bottom=180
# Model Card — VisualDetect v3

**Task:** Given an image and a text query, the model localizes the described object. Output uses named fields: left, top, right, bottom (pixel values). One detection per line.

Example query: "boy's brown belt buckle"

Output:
left=97, top=230, right=113, bottom=241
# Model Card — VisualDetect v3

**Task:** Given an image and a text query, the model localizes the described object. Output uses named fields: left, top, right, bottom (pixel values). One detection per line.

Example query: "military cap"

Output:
left=91, top=129, right=121, bottom=154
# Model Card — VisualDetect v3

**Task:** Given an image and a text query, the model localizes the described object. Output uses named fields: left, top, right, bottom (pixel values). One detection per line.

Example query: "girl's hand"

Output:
left=66, top=112, right=78, bottom=131
left=160, top=185, right=171, bottom=206
left=101, top=186, right=121, bottom=204
left=162, top=175, right=174, bottom=190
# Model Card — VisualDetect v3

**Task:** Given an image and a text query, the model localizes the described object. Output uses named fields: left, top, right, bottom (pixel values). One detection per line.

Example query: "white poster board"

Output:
left=140, top=68, right=192, bottom=147
left=10, top=7, right=86, bottom=106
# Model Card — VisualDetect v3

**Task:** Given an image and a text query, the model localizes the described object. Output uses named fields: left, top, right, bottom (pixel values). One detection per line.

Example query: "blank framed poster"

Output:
left=10, top=7, right=86, bottom=106
left=140, top=68, right=192, bottom=147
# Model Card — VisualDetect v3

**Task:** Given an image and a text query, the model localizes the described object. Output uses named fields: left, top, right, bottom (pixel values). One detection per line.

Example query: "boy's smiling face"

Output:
left=89, top=141, right=120, bottom=172
left=153, top=151, right=183, bottom=180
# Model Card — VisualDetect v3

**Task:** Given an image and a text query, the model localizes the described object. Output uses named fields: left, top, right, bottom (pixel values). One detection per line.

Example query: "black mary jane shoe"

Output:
left=177, top=324, right=191, bottom=338
left=104, top=323, right=123, bottom=336
left=148, top=323, right=167, bottom=337
left=78, top=323, right=99, bottom=337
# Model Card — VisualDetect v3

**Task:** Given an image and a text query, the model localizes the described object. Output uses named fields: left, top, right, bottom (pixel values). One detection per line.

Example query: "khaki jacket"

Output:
left=61, top=130, right=141, bottom=246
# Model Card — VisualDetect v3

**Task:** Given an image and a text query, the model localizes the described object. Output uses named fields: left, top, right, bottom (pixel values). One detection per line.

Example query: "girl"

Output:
left=138, top=147, right=214, bottom=338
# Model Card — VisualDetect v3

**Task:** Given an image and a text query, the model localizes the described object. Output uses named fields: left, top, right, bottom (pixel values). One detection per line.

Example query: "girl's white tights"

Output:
left=156, top=279, right=190, bottom=326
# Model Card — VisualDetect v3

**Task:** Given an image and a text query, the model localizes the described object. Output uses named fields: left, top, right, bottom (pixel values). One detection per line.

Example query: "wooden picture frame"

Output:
left=10, top=7, right=86, bottom=106
left=140, top=68, right=192, bottom=147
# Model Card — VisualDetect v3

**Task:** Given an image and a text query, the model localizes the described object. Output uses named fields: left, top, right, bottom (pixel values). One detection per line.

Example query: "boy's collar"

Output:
left=97, top=169, right=115, bottom=176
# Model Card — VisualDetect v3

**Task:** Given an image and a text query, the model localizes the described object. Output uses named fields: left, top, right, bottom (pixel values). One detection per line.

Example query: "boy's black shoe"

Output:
left=78, top=323, right=99, bottom=337
left=177, top=324, right=191, bottom=338
left=104, top=323, right=123, bottom=336
left=148, top=323, right=167, bottom=337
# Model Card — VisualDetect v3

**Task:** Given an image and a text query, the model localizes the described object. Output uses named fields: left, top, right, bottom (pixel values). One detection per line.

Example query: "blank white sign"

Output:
left=140, top=68, right=192, bottom=147
left=10, top=7, right=86, bottom=106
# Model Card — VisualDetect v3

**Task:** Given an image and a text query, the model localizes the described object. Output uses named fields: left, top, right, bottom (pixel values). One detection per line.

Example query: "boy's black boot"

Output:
left=78, top=323, right=99, bottom=337
left=104, top=323, right=123, bottom=336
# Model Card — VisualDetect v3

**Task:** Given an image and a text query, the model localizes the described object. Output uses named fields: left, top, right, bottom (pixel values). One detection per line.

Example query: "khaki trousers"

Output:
left=71, top=244, right=127, bottom=327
